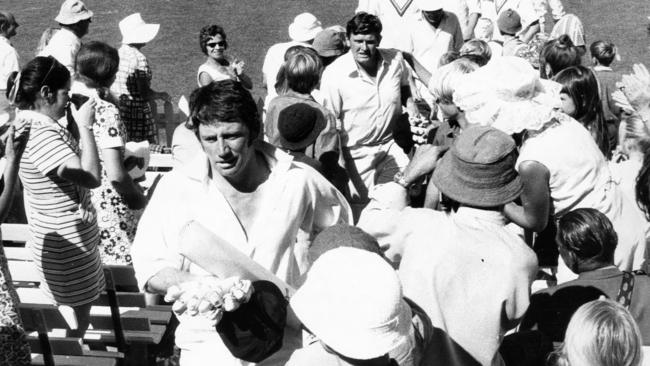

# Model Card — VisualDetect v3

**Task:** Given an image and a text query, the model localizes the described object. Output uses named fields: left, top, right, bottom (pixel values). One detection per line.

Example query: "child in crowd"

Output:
left=590, top=40, right=622, bottom=142
left=550, top=300, right=644, bottom=366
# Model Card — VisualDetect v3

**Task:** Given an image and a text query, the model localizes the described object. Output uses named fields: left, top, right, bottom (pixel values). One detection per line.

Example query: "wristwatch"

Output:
left=393, top=171, right=410, bottom=188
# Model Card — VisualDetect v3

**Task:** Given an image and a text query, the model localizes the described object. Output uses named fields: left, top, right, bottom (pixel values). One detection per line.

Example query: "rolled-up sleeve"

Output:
left=131, top=175, right=185, bottom=291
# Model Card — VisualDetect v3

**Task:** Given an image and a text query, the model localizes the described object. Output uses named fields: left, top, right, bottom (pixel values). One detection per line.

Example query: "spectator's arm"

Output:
left=503, top=160, right=551, bottom=232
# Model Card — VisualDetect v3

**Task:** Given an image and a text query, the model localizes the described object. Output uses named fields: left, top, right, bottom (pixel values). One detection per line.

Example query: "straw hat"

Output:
left=416, top=0, right=444, bottom=11
left=288, top=13, right=323, bottom=42
left=290, top=247, right=411, bottom=360
left=432, top=125, right=522, bottom=207
left=55, top=0, right=93, bottom=25
left=119, top=13, right=160, bottom=45
left=453, top=56, right=563, bottom=134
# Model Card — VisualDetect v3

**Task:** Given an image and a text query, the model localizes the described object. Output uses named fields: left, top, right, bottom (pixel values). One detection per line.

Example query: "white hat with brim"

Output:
left=290, top=247, right=411, bottom=360
left=453, top=56, right=563, bottom=134
left=55, top=0, right=93, bottom=25
left=288, top=12, right=323, bottom=42
left=416, top=0, right=444, bottom=11
left=119, top=13, right=160, bottom=45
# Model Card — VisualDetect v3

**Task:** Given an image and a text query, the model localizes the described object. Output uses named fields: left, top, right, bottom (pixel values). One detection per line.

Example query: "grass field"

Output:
left=4, top=0, right=650, bottom=106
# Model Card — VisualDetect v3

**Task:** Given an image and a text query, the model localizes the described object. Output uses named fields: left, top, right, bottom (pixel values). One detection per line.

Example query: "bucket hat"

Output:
left=497, top=9, right=522, bottom=35
left=432, top=125, right=522, bottom=207
left=453, top=56, right=563, bottom=134
left=288, top=13, right=322, bottom=42
left=416, top=0, right=444, bottom=11
left=55, top=0, right=93, bottom=25
left=277, top=103, right=326, bottom=151
left=119, top=13, right=160, bottom=45
left=313, top=28, right=347, bottom=58
left=290, top=247, right=411, bottom=360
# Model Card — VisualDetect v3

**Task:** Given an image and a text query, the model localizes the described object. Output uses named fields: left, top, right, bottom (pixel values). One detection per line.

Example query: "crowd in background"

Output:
left=1, top=0, right=650, bottom=365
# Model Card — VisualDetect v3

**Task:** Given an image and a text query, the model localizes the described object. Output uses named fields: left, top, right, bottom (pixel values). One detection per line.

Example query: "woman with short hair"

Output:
left=73, top=41, right=147, bottom=265
left=197, top=25, right=252, bottom=89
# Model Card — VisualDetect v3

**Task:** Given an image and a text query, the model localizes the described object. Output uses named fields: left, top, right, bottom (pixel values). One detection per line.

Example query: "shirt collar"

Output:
left=0, top=35, right=10, bottom=46
left=184, top=139, right=294, bottom=185
left=576, top=265, right=621, bottom=280
left=454, top=206, right=508, bottom=226
left=70, top=81, right=100, bottom=99
left=593, top=65, right=613, bottom=71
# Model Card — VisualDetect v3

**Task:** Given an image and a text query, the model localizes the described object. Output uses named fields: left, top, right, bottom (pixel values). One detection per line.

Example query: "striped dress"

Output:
left=17, top=110, right=105, bottom=307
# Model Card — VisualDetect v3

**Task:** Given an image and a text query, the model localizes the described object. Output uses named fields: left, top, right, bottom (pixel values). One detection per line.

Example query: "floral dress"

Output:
left=0, top=238, right=30, bottom=365
left=87, top=93, right=144, bottom=265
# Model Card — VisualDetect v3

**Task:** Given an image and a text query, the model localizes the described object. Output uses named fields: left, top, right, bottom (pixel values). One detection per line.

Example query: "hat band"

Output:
left=446, top=151, right=519, bottom=190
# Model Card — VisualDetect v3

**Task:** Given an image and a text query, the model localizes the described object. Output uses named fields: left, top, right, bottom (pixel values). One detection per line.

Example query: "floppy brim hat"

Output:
left=432, top=125, right=523, bottom=207
left=55, top=0, right=93, bottom=25
left=288, top=13, right=323, bottom=42
left=453, top=56, right=563, bottom=134
left=416, top=0, right=444, bottom=11
left=290, top=247, right=411, bottom=360
left=119, top=13, right=160, bottom=45
left=277, top=104, right=327, bottom=151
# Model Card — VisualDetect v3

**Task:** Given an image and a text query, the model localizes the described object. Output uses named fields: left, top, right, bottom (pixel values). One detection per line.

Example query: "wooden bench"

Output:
left=19, top=303, right=123, bottom=366
left=3, top=224, right=173, bottom=366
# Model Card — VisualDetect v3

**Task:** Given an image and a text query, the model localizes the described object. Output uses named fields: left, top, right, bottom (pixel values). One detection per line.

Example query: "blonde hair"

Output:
left=460, top=39, right=492, bottom=62
left=553, top=299, right=643, bottom=366
left=429, top=58, right=478, bottom=103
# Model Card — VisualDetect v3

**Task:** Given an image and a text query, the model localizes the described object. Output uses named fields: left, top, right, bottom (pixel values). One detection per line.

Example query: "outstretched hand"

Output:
left=164, top=276, right=253, bottom=326
left=616, top=63, right=650, bottom=113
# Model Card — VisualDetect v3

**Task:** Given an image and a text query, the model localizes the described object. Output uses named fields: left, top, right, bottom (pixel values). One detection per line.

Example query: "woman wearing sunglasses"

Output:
left=197, top=24, right=252, bottom=89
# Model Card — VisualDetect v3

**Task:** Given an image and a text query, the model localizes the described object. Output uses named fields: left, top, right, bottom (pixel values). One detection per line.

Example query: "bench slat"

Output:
left=31, top=354, right=117, bottom=366
left=2, top=223, right=30, bottom=243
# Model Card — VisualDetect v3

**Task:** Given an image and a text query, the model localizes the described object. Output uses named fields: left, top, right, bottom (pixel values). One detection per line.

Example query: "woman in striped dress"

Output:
left=8, top=56, right=104, bottom=336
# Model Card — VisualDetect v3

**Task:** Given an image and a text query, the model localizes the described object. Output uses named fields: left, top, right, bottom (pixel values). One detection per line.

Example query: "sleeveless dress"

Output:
left=196, top=61, right=237, bottom=86
left=17, top=110, right=105, bottom=306
left=72, top=83, right=144, bottom=265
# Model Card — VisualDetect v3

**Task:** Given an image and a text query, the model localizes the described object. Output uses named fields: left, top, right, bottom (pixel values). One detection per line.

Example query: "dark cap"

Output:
left=313, top=28, right=347, bottom=58
left=278, top=103, right=326, bottom=151
left=497, top=9, right=522, bottom=35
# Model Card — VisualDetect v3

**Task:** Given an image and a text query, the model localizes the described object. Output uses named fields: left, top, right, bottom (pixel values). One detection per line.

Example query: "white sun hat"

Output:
left=288, top=12, right=323, bottom=42
left=453, top=56, right=563, bottom=134
left=55, top=0, right=93, bottom=25
left=119, top=13, right=160, bottom=45
left=416, top=0, right=444, bottom=11
left=290, top=247, right=411, bottom=360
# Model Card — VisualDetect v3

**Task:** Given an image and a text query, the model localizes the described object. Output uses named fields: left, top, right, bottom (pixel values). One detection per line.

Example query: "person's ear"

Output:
left=40, top=85, right=55, bottom=104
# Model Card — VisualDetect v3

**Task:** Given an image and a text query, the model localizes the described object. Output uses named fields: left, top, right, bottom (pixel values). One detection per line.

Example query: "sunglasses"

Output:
left=207, top=41, right=226, bottom=48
